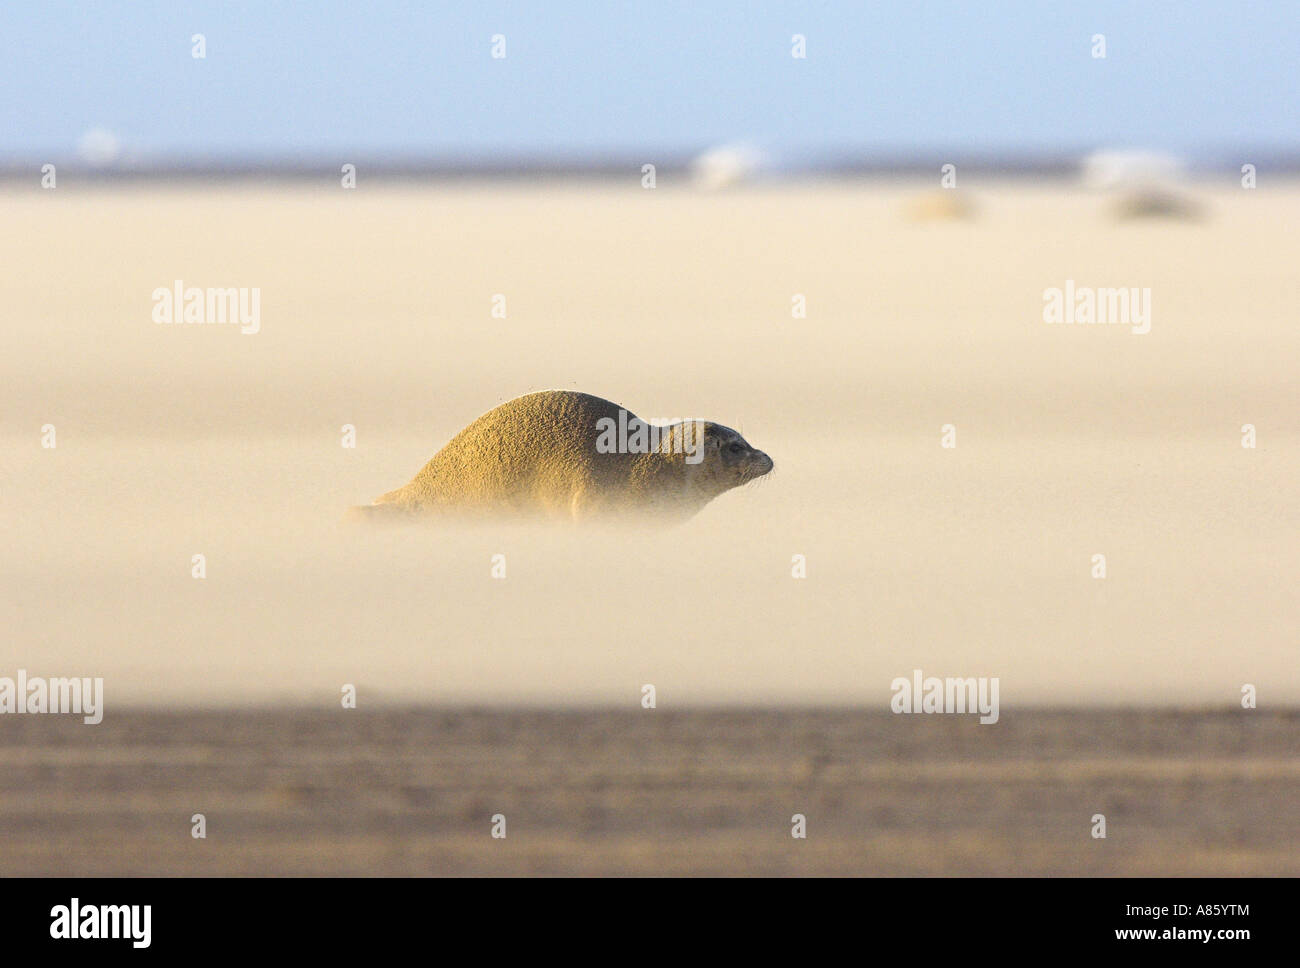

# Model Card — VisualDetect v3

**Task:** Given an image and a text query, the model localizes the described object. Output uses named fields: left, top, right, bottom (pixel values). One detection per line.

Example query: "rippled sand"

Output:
left=0, top=708, right=1294, bottom=876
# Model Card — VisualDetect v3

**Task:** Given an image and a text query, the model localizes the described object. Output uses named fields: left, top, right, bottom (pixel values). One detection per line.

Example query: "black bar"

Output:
left=0, top=877, right=1280, bottom=954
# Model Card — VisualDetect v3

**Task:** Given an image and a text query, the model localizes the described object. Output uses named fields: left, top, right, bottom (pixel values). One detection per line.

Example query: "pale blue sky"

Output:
left=1, top=1, right=1295, bottom=163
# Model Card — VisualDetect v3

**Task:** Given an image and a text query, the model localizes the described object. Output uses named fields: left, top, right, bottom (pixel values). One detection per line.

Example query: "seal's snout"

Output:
left=751, top=450, right=774, bottom=477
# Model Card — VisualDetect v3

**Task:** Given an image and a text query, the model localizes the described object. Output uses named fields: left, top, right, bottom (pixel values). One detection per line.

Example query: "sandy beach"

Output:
left=2, top=180, right=1296, bottom=707
left=2, top=708, right=1296, bottom=876
left=2, top=180, right=1296, bottom=875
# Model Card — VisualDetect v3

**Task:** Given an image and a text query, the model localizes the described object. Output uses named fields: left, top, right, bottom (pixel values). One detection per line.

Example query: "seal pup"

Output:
left=349, top=390, right=773, bottom=522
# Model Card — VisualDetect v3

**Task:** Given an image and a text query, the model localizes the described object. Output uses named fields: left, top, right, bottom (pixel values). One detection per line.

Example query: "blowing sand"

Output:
left=2, top=179, right=1296, bottom=707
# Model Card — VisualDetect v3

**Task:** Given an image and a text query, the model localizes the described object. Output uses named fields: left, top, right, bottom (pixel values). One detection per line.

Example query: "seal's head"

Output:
left=630, top=418, right=772, bottom=517
left=692, top=422, right=773, bottom=494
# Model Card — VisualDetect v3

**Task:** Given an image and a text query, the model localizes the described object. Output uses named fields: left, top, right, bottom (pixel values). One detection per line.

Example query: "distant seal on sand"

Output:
left=349, top=390, right=773, bottom=522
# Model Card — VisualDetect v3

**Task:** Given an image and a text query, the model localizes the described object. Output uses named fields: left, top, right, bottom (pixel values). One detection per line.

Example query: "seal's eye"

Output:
left=726, top=442, right=744, bottom=456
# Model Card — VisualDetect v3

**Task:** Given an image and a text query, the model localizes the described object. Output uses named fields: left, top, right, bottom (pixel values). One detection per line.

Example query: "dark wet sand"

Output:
left=1, top=708, right=1295, bottom=876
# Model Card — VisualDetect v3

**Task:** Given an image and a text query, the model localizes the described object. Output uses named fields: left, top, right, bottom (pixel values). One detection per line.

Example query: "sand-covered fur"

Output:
left=357, top=390, right=772, bottom=521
